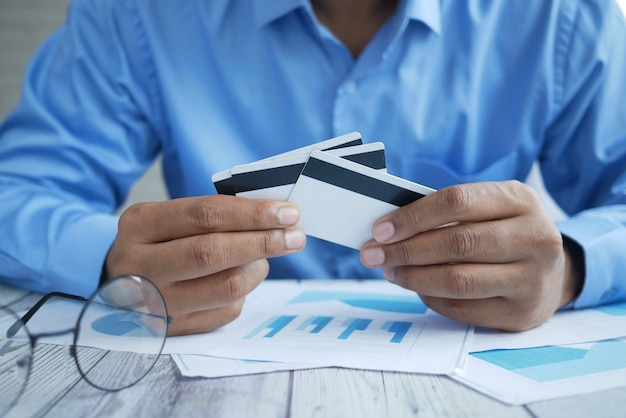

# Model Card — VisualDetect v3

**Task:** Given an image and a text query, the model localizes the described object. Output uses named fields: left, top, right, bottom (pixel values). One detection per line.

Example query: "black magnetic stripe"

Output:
left=214, top=178, right=235, bottom=195
left=322, top=138, right=362, bottom=151
left=301, top=157, right=425, bottom=206
left=341, top=149, right=386, bottom=170
left=230, top=139, right=363, bottom=193
left=233, top=163, right=305, bottom=192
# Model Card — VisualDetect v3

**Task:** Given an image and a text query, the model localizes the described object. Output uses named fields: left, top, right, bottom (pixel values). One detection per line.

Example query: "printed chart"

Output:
left=241, top=290, right=427, bottom=351
left=165, top=280, right=473, bottom=374
left=472, top=339, right=626, bottom=383
left=455, top=337, right=626, bottom=404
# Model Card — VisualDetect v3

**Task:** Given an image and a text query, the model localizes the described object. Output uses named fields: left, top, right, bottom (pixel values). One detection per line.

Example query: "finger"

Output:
left=420, top=295, right=549, bottom=332
left=386, top=262, right=537, bottom=300
left=119, top=195, right=300, bottom=242
left=372, top=181, right=540, bottom=244
left=165, top=260, right=268, bottom=316
left=133, top=228, right=305, bottom=282
left=167, top=299, right=246, bottom=336
left=362, top=220, right=527, bottom=267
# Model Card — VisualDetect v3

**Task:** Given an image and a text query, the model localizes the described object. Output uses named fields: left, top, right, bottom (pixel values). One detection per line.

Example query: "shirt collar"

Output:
left=252, top=0, right=441, bottom=35
left=405, top=0, right=441, bottom=34
left=252, top=0, right=305, bottom=27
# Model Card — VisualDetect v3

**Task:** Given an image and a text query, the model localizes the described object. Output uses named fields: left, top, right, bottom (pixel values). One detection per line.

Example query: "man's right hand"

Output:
left=104, top=195, right=305, bottom=336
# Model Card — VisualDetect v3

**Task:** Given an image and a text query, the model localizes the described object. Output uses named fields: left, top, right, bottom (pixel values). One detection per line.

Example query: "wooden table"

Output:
left=3, top=285, right=625, bottom=418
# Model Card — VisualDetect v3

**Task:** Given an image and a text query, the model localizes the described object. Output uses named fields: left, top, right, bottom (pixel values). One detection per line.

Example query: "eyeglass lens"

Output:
left=74, top=275, right=168, bottom=391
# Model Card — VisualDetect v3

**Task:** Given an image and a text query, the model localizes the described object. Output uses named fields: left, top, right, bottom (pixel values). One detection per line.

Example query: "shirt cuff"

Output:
left=48, top=213, right=119, bottom=297
left=557, top=214, right=626, bottom=309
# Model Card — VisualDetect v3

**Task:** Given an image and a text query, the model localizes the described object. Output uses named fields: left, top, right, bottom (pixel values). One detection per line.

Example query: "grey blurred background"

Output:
left=4, top=0, right=623, bottom=218
left=0, top=0, right=168, bottom=211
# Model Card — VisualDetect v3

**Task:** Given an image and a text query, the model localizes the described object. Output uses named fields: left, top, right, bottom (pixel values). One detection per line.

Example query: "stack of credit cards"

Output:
left=212, top=132, right=435, bottom=250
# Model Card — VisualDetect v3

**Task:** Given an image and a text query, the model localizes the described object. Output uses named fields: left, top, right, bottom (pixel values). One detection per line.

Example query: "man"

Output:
left=1, top=0, right=625, bottom=336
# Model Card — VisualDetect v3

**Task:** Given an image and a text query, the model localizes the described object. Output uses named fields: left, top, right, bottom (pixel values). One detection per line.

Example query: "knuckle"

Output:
left=442, top=299, right=468, bottom=323
left=262, top=231, right=276, bottom=254
left=506, top=180, right=542, bottom=212
left=448, top=267, right=475, bottom=298
left=220, top=261, right=268, bottom=303
left=512, top=180, right=539, bottom=203
left=255, top=230, right=283, bottom=256
left=224, top=300, right=245, bottom=322
left=250, top=203, right=269, bottom=228
left=449, top=227, right=479, bottom=259
left=394, top=242, right=414, bottom=265
left=224, top=275, right=246, bottom=302
left=403, top=206, right=421, bottom=230
left=439, top=185, right=473, bottom=215
left=190, top=200, right=223, bottom=229
left=191, top=238, right=224, bottom=270
left=528, top=222, right=563, bottom=261
left=503, top=303, right=542, bottom=332
left=421, top=295, right=469, bottom=322
left=542, top=229, right=563, bottom=257
left=118, top=202, right=146, bottom=231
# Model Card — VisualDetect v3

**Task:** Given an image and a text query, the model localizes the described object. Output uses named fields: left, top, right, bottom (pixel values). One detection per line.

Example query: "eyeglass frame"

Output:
left=2, top=274, right=172, bottom=404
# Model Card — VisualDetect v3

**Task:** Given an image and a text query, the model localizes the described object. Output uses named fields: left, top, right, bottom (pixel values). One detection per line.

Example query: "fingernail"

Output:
left=276, top=205, right=300, bottom=225
left=284, top=228, right=306, bottom=250
left=373, top=221, right=394, bottom=242
left=362, top=246, right=385, bottom=267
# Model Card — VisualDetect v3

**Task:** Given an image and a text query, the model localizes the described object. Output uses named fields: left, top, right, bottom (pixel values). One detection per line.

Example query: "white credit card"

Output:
left=211, top=132, right=363, bottom=195
left=232, top=142, right=386, bottom=200
left=287, top=150, right=435, bottom=250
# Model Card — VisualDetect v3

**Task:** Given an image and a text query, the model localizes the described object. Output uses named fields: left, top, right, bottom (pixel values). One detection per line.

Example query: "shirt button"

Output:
left=343, top=81, right=356, bottom=94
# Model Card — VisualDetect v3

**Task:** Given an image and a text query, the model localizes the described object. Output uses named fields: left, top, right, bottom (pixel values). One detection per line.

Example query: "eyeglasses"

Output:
left=0, top=275, right=171, bottom=415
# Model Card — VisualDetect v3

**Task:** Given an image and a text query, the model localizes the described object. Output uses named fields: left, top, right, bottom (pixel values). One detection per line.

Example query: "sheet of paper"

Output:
left=471, top=301, right=626, bottom=352
left=163, top=280, right=473, bottom=375
left=455, top=337, right=626, bottom=405
left=172, top=354, right=322, bottom=378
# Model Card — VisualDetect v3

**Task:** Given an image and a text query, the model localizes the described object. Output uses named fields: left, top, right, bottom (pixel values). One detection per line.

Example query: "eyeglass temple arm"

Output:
left=6, top=292, right=87, bottom=338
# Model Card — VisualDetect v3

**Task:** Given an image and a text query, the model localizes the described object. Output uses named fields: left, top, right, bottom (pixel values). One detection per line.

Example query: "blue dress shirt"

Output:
left=0, top=0, right=625, bottom=310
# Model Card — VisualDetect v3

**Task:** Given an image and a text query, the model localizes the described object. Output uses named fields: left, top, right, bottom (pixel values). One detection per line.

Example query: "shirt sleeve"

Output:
left=542, top=0, right=626, bottom=308
left=0, top=0, right=162, bottom=296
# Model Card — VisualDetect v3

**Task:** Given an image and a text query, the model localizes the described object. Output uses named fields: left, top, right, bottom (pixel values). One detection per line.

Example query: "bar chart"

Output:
left=163, top=280, right=472, bottom=374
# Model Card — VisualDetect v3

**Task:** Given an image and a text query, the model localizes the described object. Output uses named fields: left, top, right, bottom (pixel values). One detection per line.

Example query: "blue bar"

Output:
left=337, top=318, right=372, bottom=340
left=384, top=321, right=412, bottom=343
left=244, top=315, right=297, bottom=339
left=297, top=316, right=334, bottom=333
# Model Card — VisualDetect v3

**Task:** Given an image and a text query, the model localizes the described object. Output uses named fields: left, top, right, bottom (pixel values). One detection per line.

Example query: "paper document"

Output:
left=471, top=300, right=626, bottom=352
left=455, top=337, right=626, bottom=405
left=173, top=354, right=322, bottom=378
left=164, top=280, right=473, bottom=375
